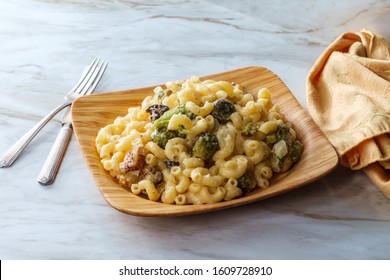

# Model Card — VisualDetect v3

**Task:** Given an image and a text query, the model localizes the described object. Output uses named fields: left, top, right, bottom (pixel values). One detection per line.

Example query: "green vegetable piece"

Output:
left=212, top=99, right=236, bottom=123
left=152, top=128, right=177, bottom=148
left=271, top=140, right=303, bottom=173
left=276, top=125, right=293, bottom=144
left=270, top=155, right=293, bottom=173
left=242, top=122, right=260, bottom=136
left=176, top=125, right=187, bottom=138
left=192, top=132, right=219, bottom=160
left=153, top=105, right=187, bottom=129
left=153, top=118, right=169, bottom=129
left=153, top=105, right=195, bottom=129
left=237, top=171, right=256, bottom=193
left=291, top=140, right=303, bottom=162
left=269, top=125, right=304, bottom=173
left=265, top=133, right=277, bottom=144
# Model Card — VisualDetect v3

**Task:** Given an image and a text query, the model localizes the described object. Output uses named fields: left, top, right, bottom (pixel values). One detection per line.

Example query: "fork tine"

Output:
left=84, top=60, right=108, bottom=95
left=73, top=58, right=103, bottom=94
left=69, top=57, right=98, bottom=93
left=75, top=59, right=106, bottom=95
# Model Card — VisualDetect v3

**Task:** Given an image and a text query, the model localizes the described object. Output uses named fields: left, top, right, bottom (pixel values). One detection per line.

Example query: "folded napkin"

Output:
left=306, top=30, right=390, bottom=198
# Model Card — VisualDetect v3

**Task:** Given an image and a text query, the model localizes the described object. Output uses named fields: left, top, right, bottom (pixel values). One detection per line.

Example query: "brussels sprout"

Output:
left=271, top=138, right=303, bottom=172
left=192, top=132, right=219, bottom=160
left=212, top=99, right=236, bottom=123
left=237, top=171, right=256, bottom=193
left=276, top=125, right=293, bottom=144
left=152, top=128, right=177, bottom=148
left=270, top=153, right=293, bottom=173
left=268, top=124, right=304, bottom=172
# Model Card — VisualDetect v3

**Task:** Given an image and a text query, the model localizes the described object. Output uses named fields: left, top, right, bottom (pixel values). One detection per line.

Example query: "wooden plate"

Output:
left=72, top=66, right=338, bottom=217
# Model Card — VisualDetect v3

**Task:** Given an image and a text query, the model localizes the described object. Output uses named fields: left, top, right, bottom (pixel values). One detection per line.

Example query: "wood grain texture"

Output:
left=72, top=66, right=339, bottom=217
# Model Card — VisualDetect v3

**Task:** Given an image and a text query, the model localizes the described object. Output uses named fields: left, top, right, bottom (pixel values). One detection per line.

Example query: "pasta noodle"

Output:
left=95, top=77, right=304, bottom=204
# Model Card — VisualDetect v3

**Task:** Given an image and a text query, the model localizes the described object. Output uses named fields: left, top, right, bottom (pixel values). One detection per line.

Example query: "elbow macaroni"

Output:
left=95, top=77, right=303, bottom=205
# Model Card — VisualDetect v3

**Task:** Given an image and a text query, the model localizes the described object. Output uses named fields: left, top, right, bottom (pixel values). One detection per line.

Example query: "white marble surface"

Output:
left=1, top=0, right=390, bottom=260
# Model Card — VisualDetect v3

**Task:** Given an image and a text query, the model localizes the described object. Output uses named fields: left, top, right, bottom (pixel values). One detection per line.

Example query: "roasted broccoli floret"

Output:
left=153, top=105, right=194, bottom=129
left=152, top=127, right=177, bottom=148
left=212, top=99, right=236, bottom=123
left=242, top=122, right=260, bottom=136
left=192, top=132, right=219, bottom=160
left=146, top=104, right=170, bottom=122
left=237, top=171, right=256, bottom=193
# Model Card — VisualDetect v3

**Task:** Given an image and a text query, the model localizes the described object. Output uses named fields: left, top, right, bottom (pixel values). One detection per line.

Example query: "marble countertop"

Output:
left=1, top=0, right=390, bottom=260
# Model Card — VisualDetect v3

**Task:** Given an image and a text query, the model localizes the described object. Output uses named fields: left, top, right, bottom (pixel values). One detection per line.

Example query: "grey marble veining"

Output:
left=1, top=0, right=390, bottom=260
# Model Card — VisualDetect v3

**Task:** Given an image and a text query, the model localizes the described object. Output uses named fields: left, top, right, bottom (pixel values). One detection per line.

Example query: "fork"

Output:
left=0, top=58, right=108, bottom=168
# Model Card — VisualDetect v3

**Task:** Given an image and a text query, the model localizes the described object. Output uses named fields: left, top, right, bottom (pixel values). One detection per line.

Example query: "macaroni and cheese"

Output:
left=95, top=77, right=303, bottom=204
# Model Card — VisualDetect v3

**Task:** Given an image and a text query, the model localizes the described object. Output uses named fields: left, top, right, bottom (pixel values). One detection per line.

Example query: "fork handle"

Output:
left=0, top=101, right=72, bottom=168
left=37, top=123, right=73, bottom=185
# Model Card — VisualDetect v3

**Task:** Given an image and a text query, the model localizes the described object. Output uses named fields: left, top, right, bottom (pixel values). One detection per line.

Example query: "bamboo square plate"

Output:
left=72, top=66, right=338, bottom=217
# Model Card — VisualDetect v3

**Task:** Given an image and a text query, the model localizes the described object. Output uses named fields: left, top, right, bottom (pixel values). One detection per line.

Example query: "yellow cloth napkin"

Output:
left=306, top=30, right=390, bottom=198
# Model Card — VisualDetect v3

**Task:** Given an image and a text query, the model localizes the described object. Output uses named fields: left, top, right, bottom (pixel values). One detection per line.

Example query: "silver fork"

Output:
left=0, top=58, right=108, bottom=168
